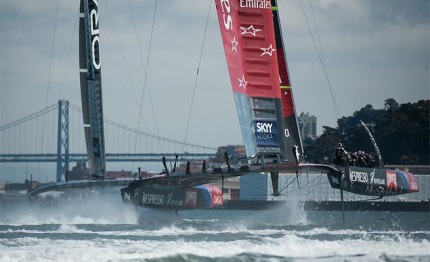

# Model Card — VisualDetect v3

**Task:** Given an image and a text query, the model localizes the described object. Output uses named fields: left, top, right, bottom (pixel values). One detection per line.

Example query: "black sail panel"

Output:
left=271, top=0, right=304, bottom=163
left=79, top=0, right=106, bottom=177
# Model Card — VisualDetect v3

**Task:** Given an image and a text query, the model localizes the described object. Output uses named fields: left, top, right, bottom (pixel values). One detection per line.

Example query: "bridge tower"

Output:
left=56, top=99, right=70, bottom=182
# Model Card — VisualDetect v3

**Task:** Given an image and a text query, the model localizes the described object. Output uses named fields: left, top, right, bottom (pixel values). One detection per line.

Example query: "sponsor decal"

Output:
left=386, top=170, right=398, bottom=191
left=404, top=172, right=419, bottom=191
left=239, top=0, right=271, bottom=9
left=254, top=121, right=279, bottom=147
left=331, top=176, right=339, bottom=185
left=208, top=186, right=223, bottom=205
left=185, top=191, right=197, bottom=207
left=166, top=192, right=183, bottom=206
left=213, top=195, right=223, bottom=205
left=349, top=170, right=369, bottom=183
left=410, top=181, right=418, bottom=191
left=142, top=192, right=164, bottom=205
left=365, top=186, right=387, bottom=195
left=255, top=122, right=273, bottom=140
left=219, top=0, right=233, bottom=30
left=123, top=192, right=130, bottom=201
left=256, top=133, right=273, bottom=140
left=89, top=0, right=101, bottom=70
left=409, top=182, right=418, bottom=191
left=256, top=122, right=274, bottom=133
left=369, top=170, right=385, bottom=185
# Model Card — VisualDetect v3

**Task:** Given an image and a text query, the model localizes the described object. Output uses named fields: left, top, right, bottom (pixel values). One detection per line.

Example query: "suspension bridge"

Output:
left=0, top=100, right=218, bottom=183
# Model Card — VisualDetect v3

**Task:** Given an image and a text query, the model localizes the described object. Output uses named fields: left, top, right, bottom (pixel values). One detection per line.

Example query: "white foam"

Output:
left=1, top=233, right=429, bottom=262
left=1, top=195, right=429, bottom=261
left=0, top=195, right=139, bottom=226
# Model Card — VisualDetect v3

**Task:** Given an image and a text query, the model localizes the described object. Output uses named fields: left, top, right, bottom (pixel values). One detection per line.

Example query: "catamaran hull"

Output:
left=327, top=166, right=419, bottom=196
left=121, top=183, right=223, bottom=211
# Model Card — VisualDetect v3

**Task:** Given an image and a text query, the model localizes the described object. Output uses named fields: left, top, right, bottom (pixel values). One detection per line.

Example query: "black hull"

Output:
left=220, top=200, right=284, bottom=210
left=327, top=166, right=419, bottom=196
left=221, top=200, right=429, bottom=212
left=304, top=200, right=429, bottom=212
left=121, top=182, right=223, bottom=210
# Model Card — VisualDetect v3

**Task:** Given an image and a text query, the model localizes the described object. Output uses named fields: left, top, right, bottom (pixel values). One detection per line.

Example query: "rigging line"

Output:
left=104, top=1, right=156, bottom=161
left=59, top=7, right=79, bottom=100
left=277, top=170, right=310, bottom=194
left=280, top=174, right=326, bottom=196
left=308, top=0, right=340, bottom=119
left=129, top=0, right=162, bottom=154
left=278, top=173, right=301, bottom=194
left=278, top=172, right=293, bottom=192
left=279, top=172, right=326, bottom=195
left=181, top=0, right=212, bottom=153
left=129, top=0, right=160, bottom=147
left=298, top=0, right=340, bottom=119
left=229, top=175, right=269, bottom=196
left=103, top=1, right=144, bottom=122
left=38, top=0, right=60, bottom=178
left=303, top=174, right=330, bottom=195
left=309, top=1, right=327, bottom=74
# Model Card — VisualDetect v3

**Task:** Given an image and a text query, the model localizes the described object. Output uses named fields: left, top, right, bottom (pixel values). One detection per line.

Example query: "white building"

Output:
left=297, top=112, right=317, bottom=140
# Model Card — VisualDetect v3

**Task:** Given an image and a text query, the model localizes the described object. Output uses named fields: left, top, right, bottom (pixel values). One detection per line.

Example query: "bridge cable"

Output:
left=182, top=0, right=212, bottom=152
left=69, top=104, right=217, bottom=151
left=0, top=104, right=57, bottom=131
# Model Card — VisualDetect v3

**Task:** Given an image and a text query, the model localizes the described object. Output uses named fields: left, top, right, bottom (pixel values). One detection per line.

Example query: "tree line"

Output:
left=303, top=99, right=429, bottom=165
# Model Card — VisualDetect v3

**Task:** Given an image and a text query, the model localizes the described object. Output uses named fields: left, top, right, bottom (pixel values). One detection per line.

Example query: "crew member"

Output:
left=334, top=143, right=348, bottom=166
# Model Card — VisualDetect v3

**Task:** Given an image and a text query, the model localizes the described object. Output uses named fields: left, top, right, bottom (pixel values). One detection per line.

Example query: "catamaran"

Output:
left=121, top=0, right=419, bottom=210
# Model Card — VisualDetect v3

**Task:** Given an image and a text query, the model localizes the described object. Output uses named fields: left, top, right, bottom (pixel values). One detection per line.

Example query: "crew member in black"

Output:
left=334, top=143, right=349, bottom=166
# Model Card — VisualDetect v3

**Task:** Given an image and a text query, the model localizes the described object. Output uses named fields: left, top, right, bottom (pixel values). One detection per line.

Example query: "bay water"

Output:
left=1, top=195, right=429, bottom=261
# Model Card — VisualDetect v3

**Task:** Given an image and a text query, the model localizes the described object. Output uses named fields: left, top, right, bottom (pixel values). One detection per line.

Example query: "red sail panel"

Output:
left=215, top=0, right=281, bottom=99
left=271, top=0, right=304, bottom=161
left=278, top=48, right=295, bottom=117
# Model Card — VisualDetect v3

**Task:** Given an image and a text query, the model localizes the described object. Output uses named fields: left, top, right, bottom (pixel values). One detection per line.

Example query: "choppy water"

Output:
left=1, top=196, right=429, bottom=262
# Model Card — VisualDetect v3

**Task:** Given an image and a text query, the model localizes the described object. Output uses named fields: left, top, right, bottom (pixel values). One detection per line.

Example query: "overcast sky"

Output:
left=1, top=0, right=429, bottom=152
